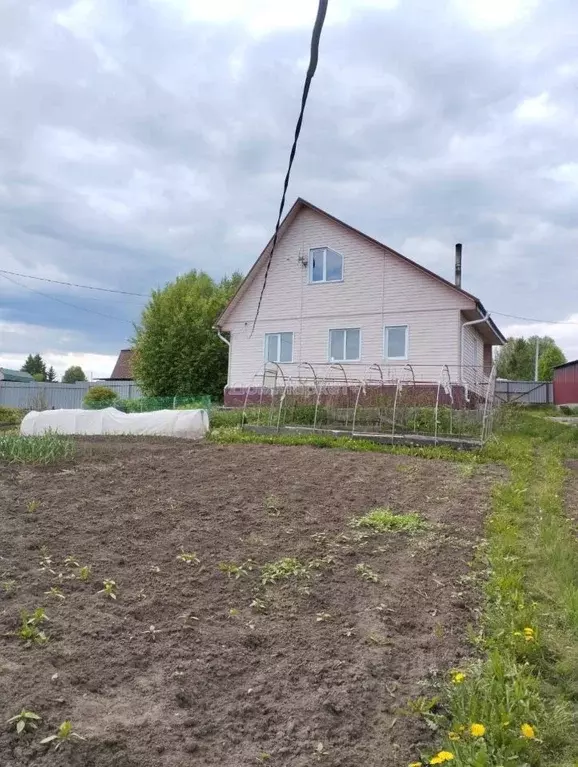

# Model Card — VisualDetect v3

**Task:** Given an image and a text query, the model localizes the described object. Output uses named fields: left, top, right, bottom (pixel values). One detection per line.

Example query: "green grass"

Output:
left=0, top=433, right=75, bottom=464
left=350, top=507, right=423, bottom=534
left=0, top=406, right=25, bottom=425
left=208, top=426, right=485, bottom=464
left=418, top=415, right=578, bottom=767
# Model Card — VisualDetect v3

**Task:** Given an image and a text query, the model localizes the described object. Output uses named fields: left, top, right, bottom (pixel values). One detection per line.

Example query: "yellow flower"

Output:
left=430, top=752, right=455, bottom=764
left=521, top=723, right=536, bottom=739
left=451, top=671, right=466, bottom=684
left=470, top=723, right=486, bottom=738
left=409, top=763, right=423, bottom=767
left=448, top=731, right=461, bottom=741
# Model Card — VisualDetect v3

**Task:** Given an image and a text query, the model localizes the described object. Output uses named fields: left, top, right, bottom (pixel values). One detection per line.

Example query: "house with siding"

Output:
left=217, top=199, right=504, bottom=404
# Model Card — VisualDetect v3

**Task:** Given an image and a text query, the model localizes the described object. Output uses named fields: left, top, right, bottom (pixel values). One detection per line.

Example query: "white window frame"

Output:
left=309, top=247, right=344, bottom=284
left=384, top=325, right=409, bottom=361
left=264, top=332, right=294, bottom=364
left=328, top=328, right=361, bottom=363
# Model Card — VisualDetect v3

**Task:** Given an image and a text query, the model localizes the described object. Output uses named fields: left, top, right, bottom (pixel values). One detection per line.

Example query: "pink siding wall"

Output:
left=222, top=208, right=478, bottom=387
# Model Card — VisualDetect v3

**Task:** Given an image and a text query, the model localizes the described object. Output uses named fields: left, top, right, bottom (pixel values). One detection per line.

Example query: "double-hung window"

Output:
left=265, top=332, right=293, bottom=363
left=384, top=325, right=408, bottom=360
left=310, top=247, right=343, bottom=283
left=329, top=328, right=361, bottom=362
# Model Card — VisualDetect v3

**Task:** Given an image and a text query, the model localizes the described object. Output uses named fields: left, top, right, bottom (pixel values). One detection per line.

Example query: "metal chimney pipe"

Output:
left=455, top=243, right=462, bottom=288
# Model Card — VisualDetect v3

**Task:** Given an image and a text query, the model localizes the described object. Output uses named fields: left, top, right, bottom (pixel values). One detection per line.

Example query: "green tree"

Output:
left=21, top=353, right=47, bottom=380
left=132, top=270, right=243, bottom=399
left=47, top=366, right=57, bottom=382
left=537, top=340, right=566, bottom=381
left=62, top=365, right=87, bottom=383
left=495, top=336, right=566, bottom=381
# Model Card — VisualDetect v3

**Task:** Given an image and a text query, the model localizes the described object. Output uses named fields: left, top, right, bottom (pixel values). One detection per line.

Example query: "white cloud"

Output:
left=514, top=92, right=558, bottom=122
left=0, top=318, right=118, bottom=379
left=502, top=314, right=578, bottom=362
left=159, top=0, right=399, bottom=34
left=454, top=0, right=540, bottom=29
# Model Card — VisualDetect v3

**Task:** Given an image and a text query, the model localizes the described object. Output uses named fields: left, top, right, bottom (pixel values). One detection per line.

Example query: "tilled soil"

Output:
left=0, top=441, right=501, bottom=767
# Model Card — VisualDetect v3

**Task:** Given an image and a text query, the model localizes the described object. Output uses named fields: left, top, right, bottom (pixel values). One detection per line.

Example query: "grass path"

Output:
left=425, top=430, right=578, bottom=767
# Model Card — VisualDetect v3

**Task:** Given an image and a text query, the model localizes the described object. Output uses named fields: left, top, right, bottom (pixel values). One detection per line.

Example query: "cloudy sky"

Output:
left=1, top=0, right=577, bottom=379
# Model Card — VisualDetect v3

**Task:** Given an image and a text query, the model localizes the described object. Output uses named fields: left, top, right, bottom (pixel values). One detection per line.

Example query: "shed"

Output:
left=553, top=360, right=578, bottom=405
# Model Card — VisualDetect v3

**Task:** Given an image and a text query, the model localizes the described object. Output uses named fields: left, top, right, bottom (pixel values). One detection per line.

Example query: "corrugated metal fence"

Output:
left=0, top=381, right=142, bottom=409
left=494, top=380, right=553, bottom=404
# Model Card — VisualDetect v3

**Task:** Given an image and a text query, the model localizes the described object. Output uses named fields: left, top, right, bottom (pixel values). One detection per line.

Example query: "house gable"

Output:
left=219, top=201, right=476, bottom=329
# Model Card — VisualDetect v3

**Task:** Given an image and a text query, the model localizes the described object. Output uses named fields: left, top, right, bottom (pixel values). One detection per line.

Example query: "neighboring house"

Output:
left=100, top=349, right=135, bottom=382
left=0, top=368, right=35, bottom=383
left=217, top=198, right=505, bottom=404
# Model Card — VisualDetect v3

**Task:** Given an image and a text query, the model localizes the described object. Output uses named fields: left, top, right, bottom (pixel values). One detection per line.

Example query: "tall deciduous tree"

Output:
left=132, top=271, right=242, bottom=399
left=495, top=336, right=566, bottom=381
left=62, top=365, right=87, bottom=383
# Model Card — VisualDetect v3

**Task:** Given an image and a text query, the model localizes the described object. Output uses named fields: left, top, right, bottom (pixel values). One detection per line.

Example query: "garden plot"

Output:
left=0, top=441, right=501, bottom=767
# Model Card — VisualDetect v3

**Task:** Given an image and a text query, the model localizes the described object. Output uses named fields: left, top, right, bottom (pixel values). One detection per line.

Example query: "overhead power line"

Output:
left=490, top=310, right=578, bottom=326
left=0, top=272, right=134, bottom=325
left=0, top=268, right=148, bottom=297
left=250, top=0, right=328, bottom=335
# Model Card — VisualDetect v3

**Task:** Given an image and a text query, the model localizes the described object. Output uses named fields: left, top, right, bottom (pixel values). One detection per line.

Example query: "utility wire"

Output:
left=0, top=272, right=134, bottom=325
left=0, top=268, right=148, bottom=297
left=490, top=310, right=578, bottom=326
left=250, top=0, right=328, bottom=335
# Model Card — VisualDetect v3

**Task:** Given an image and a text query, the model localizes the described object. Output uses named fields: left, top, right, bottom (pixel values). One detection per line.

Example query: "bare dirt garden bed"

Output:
left=0, top=440, right=502, bottom=767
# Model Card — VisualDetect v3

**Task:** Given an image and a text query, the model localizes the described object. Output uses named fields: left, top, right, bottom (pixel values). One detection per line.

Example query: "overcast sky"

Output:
left=1, top=0, right=577, bottom=379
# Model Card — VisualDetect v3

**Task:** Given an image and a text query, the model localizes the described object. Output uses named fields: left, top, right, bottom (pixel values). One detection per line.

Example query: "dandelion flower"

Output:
left=451, top=671, right=466, bottom=684
left=521, top=723, right=536, bottom=739
left=448, top=731, right=460, bottom=741
left=470, top=723, right=486, bottom=737
left=409, top=763, right=423, bottom=767
left=430, top=752, right=455, bottom=764
left=523, top=627, right=535, bottom=642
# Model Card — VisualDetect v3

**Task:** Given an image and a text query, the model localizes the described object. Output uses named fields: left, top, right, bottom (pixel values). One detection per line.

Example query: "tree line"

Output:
left=20, top=355, right=87, bottom=384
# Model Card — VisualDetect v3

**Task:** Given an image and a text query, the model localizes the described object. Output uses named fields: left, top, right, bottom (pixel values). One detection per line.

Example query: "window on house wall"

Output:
left=329, top=328, right=360, bottom=362
left=384, top=325, right=408, bottom=360
left=309, top=247, right=343, bottom=283
left=265, top=332, right=293, bottom=364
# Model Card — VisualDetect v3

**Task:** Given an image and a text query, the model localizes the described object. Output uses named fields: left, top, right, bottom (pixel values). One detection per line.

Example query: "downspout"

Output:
left=216, top=329, right=230, bottom=347
left=460, top=312, right=490, bottom=385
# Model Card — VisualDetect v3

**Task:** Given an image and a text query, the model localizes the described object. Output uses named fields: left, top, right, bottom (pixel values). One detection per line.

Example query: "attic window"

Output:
left=309, top=247, right=343, bottom=283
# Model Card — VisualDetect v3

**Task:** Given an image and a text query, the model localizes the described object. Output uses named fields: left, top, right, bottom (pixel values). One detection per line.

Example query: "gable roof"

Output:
left=554, top=359, right=578, bottom=370
left=217, top=198, right=505, bottom=344
left=0, top=368, right=35, bottom=382
left=105, top=349, right=134, bottom=380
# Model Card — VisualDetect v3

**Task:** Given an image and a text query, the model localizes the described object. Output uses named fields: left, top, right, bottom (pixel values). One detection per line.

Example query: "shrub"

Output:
left=0, top=407, right=24, bottom=425
left=83, top=386, right=118, bottom=409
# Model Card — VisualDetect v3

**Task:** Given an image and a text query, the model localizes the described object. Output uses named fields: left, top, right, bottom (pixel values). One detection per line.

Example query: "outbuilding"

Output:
left=553, top=360, right=578, bottom=406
